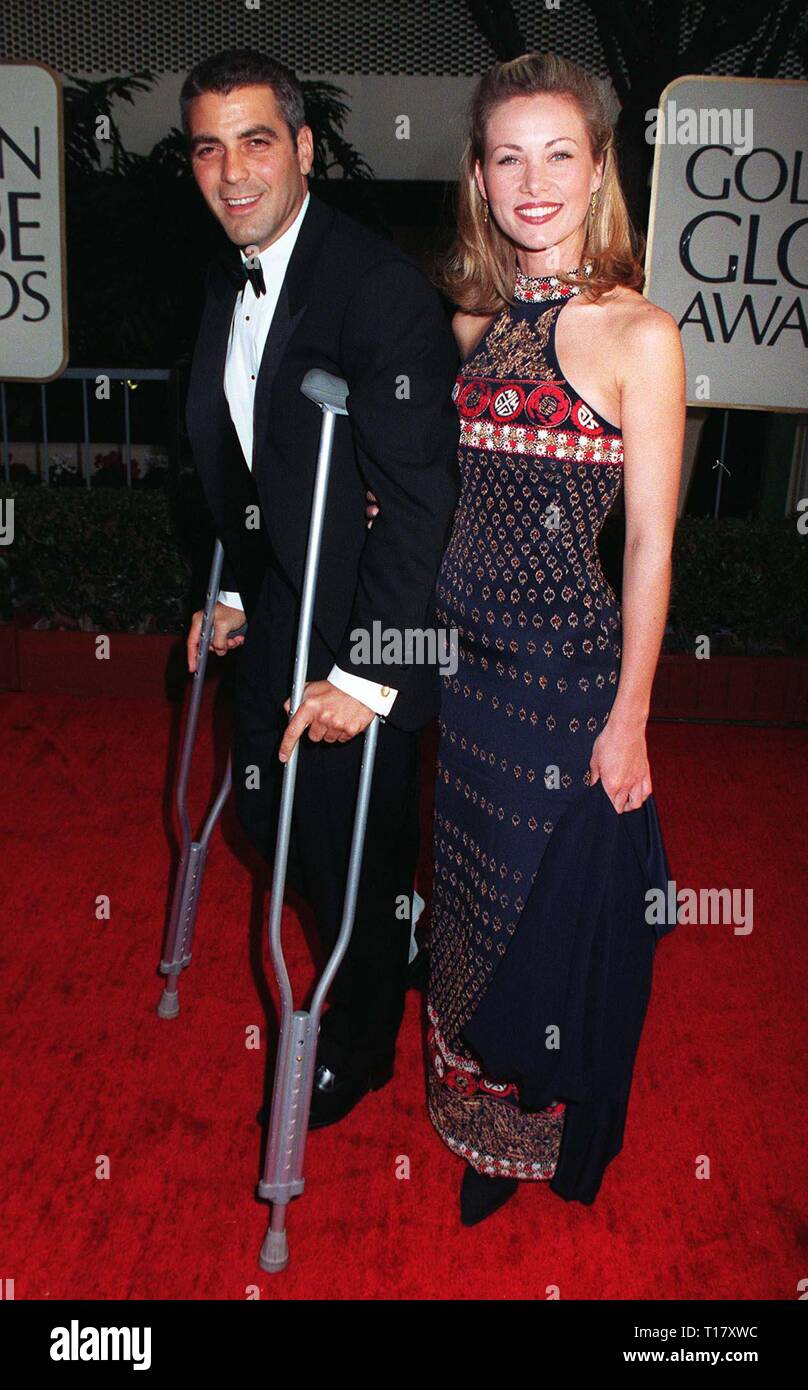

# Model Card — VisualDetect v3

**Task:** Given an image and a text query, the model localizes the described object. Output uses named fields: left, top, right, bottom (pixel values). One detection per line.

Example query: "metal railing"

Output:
left=0, top=368, right=180, bottom=487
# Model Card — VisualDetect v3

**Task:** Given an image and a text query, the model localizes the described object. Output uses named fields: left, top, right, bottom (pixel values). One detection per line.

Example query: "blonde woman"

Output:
left=423, top=53, right=685, bottom=1224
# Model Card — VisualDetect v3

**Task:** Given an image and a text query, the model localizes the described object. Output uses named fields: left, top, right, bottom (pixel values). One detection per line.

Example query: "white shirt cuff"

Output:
left=218, top=590, right=244, bottom=611
left=409, top=889, right=426, bottom=964
left=327, top=664, right=398, bottom=716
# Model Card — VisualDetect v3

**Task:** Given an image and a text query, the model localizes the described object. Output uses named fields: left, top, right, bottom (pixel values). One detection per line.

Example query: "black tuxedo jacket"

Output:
left=186, top=189, right=461, bottom=731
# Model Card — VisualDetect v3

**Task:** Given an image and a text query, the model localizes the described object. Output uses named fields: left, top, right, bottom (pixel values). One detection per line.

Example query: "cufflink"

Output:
left=380, top=686, right=391, bottom=697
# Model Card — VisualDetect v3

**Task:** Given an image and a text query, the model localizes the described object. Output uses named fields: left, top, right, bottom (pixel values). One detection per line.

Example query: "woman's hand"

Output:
left=366, top=488, right=379, bottom=527
left=588, top=717, right=652, bottom=813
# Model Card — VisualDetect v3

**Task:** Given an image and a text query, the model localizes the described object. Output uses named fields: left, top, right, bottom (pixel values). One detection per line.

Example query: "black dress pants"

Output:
left=232, top=564, right=421, bottom=1069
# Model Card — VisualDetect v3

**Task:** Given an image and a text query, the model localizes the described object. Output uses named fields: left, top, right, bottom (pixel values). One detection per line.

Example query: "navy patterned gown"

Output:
left=427, top=264, right=632, bottom=1182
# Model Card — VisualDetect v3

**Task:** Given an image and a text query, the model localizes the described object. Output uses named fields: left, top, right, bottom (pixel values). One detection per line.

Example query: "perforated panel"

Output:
left=4, top=0, right=803, bottom=79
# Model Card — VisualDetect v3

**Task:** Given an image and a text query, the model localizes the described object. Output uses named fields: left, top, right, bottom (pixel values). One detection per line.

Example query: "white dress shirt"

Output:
left=219, top=188, right=397, bottom=717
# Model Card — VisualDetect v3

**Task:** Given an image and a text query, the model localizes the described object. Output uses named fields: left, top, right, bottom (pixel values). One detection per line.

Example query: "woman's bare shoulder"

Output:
left=597, top=284, right=680, bottom=340
left=592, top=285, right=682, bottom=375
left=452, top=309, right=496, bottom=359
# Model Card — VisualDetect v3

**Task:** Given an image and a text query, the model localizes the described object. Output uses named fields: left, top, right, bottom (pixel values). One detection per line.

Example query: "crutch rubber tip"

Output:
left=258, top=1228, right=289, bottom=1274
left=156, top=988, right=181, bottom=1020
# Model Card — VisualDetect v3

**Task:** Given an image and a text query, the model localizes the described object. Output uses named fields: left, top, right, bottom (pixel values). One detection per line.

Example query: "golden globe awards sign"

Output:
left=645, top=76, right=807, bottom=413
left=0, top=62, right=68, bottom=381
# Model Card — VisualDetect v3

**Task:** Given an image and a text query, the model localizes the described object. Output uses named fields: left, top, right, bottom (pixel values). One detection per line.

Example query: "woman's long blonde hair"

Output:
left=436, top=52, right=644, bottom=314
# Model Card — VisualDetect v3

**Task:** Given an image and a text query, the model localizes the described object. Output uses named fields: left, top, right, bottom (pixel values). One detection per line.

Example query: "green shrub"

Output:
left=0, top=485, right=193, bottom=634
left=667, top=516, right=807, bottom=655
left=1, top=486, right=805, bottom=654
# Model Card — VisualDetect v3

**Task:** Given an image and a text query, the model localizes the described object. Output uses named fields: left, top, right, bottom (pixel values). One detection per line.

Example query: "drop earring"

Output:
left=483, top=199, right=489, bottom=223
left=590, top=191, right=597, bottom=216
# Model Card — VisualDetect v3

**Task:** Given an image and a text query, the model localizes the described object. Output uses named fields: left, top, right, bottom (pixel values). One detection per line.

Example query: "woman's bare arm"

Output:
left=452, top=309, right=494, bottom=360
left=590, top=305, right=686, bottom=809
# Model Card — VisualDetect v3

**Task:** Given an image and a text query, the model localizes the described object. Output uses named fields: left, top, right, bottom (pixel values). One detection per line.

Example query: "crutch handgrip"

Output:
left=300, top=368, right=349, bottom=415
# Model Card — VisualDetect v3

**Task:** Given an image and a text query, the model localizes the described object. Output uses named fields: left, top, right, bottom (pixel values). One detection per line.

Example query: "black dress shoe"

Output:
left=307, top=1058, right=394, bottom=1129
left=255, top=1056, right=394, bottom=1131
left=460, top=1163, right=519, bottom=1226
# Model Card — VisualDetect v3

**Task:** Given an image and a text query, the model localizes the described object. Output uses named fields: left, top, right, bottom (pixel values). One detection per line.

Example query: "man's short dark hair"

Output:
left=180, top=48, right=306, bottom=143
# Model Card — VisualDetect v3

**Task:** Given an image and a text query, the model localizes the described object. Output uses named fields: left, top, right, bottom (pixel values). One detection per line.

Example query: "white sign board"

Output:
left=645, top=76, right=807, bottom=413
left=0, top=62, right=68, bottom=381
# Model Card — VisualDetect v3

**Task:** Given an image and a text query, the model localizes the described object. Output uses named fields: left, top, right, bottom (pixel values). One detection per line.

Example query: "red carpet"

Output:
left=1, top=687, right=806, bottom=1300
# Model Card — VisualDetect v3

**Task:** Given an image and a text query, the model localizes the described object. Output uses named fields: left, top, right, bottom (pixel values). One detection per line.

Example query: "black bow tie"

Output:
left=220, top=250, right=266, bottom=298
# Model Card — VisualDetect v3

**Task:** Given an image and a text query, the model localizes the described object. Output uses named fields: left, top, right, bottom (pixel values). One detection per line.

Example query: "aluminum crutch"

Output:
left=257, top=368, right=380, bottom=1274
left=157, top=538, right=246, bottom=1019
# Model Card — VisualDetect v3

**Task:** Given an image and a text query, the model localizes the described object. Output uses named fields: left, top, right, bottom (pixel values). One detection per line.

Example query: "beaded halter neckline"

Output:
left=513, top=261, right=593, bottom=303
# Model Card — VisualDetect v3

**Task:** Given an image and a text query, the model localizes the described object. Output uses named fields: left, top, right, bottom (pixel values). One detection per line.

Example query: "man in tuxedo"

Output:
left=181, top=50, right=459, bottom=1127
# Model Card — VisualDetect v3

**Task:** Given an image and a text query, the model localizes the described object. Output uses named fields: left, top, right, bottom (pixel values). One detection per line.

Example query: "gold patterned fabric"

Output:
left=427, top=269, right=624, bottom=1179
